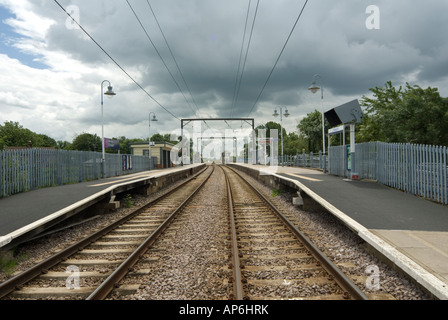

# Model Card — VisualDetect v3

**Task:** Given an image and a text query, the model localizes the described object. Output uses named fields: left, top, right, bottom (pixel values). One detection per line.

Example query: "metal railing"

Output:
left=0, top=148, right=151, bottom=198
left=293, top=151, right=325, bottom=169
left=328, top=142, right=448, bottom=205
left=254, top=153, right=325, bottom=168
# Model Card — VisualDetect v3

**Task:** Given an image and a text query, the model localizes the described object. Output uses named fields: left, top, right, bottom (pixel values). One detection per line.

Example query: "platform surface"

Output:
left=0, top=164, right=203, bottom=247
left=232, top=163, right=448, bottom=299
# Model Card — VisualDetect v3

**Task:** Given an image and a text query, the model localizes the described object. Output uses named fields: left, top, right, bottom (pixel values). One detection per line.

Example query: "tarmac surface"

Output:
left=0, top=165, right=203, bottom=248
left=231, top=163, right=448, bottom=299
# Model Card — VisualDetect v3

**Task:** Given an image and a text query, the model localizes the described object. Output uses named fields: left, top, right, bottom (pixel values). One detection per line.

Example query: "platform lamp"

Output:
left=101, top=80, right=116, bottom=178
left=273, top=107, right=290, bottom=166
left=148, top=112, right=158, bottom=169
left=308, top=74, right=326, bottom=173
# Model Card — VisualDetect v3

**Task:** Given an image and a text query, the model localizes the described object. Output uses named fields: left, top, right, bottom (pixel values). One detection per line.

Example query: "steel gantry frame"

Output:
left=181, top=118, right=255, bottom=165
left=181, top=118, right=254, bottom=131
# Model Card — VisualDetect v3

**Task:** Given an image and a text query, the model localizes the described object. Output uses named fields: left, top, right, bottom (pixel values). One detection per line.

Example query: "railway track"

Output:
left=0, top=166, right=213, bottom=300
left=222, top=165, right=368, bottom=300
left=106, top=164, right=231, bottom=300
left=1, top=164, right=370, bottom=300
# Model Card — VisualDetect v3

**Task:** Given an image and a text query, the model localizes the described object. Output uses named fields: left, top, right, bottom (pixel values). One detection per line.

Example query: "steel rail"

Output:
left=86, top=165, right=215, bottom=300
left=0, top=166, right=208, bottom=299
left=224, top=165, right=369, bottom=300
left=223, top=166, right=245, bottom=300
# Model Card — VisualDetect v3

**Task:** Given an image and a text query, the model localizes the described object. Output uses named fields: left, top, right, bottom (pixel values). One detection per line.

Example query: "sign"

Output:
left=328, top=125, right=344, bottom=135
left=325, top=99, right=363, bottom=127
left=105, top=138, right=120, bottom=150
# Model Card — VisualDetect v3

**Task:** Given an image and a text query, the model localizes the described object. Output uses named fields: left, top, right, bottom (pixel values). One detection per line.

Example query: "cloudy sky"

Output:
left=1, top=0, right=447, bottom=143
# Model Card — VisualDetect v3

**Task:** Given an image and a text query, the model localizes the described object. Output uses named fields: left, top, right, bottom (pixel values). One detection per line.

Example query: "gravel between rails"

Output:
left=113, top=165, right=231, bottom=300
left=231, top=167, right=433, bottom=300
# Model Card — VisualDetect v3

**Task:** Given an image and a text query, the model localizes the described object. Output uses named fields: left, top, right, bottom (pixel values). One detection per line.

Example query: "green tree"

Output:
left=256, top=121, right=286, bottom=156
left=113, top=136, right=132, bottom=155
left=163, top=133, right=180, bottom=144
left=71, top=133, right=102, bottom=152
left=0, top=121, right=57, bottom=149
left=359, top=82, right=448, bottom=146
left=57, top=140, right=72, bottom=150
left=297, top=110, right=330, bottom=153
left=283, top=132, right=307, bottom=155
left=0, top=121, right=36, bottom=149
left=150, top=133, right=165, bottom=142
left=149, top=133, right=179, bottom=145
left=112, top=136, right=146, bottom=155
left=36, top=134, right=58, bottom=148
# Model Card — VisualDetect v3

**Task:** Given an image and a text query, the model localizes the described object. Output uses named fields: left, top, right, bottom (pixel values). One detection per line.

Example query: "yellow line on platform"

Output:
left=89, top=172, right=153, bottom=187
left=280, top=172, right=322, bottom=182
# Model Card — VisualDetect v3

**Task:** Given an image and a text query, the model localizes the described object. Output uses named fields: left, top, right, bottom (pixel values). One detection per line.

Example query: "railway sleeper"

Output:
left=9, top=284, right=141, bottom=300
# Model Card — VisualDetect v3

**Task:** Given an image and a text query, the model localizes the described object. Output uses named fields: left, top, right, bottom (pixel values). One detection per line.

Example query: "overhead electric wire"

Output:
left=246, top=0, right=309, bottom=117
left=126, top=0, right=200, bottom=119
left=53, top=0, right=180, bottom=121
left=146, top=1, right=202, bottom=118
left=230, top=0, right=252, bottom=118
left=145, top=1, right=210, bottom=130
left=231, top=0, right=260, bottom=118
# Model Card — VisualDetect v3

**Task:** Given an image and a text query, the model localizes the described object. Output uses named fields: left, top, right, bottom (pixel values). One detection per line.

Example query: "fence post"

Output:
left=436, top=146, right=440, bottom=203
left=442, top=147, right=448, bottom=204
left=0, top=151, right=3, bottom=198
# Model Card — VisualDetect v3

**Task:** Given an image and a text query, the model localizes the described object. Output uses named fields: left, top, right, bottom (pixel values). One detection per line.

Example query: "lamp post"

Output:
left=148, top=112, right=158, bottom=169
left=308, top=74, right=326, bottom=173
left=101, top=80, right=116, bottom=178
left=273, top=107, right=290, bottom=166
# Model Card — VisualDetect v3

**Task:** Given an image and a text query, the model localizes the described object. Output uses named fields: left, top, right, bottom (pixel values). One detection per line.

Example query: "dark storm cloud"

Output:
left=1, top=0, right=447, bottom=141
left=45, top=0, right=448, bottom=110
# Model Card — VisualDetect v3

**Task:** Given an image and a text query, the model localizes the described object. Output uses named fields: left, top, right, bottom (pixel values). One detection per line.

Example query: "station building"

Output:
left=130, top=141, right=179, bottom=169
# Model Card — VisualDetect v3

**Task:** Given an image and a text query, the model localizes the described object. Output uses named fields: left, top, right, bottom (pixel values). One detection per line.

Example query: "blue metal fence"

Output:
left=262, top=153, right=325, bottom=168
left=0, top=149, right=151, bottom=198
left=293, top=151, right=324, bottom=169
left=328, top=142, right=448, bottom=205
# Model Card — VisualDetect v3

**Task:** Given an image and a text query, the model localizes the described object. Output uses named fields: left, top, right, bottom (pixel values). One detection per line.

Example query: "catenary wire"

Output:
left=231, top=0, right=260, bottom=118
left=230, top=0, right=252, bottom=118
left=145, top=1, right=211, bottom=130
left=246, top=0, right=309, bottom=117
left=126, top=0, right=199, bottom=119
left=146, top=0, right=202, bottom=118
left=53, top=0, right=181, bottom=121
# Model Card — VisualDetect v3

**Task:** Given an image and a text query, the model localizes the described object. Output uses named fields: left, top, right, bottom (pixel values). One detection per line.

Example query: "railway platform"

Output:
left=229, top=163, right=448, bottom=300
left=0, top=164, right=205, bottom=250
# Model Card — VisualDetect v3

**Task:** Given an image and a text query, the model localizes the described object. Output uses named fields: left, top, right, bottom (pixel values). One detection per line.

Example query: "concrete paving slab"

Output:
left=372, top=230, right=448, bottom=284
